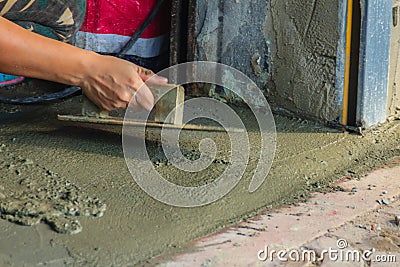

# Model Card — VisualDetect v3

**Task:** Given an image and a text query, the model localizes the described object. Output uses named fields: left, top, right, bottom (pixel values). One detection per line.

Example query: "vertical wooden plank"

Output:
left=152, top=84, right=185, bottom=125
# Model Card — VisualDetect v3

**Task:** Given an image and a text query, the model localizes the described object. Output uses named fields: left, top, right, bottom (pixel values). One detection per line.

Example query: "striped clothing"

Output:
left=0, top=0, right=85, bottom=42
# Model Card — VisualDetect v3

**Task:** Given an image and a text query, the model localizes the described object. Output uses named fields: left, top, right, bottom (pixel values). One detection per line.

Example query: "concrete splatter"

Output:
left=0, top=144, right=106, bottom=234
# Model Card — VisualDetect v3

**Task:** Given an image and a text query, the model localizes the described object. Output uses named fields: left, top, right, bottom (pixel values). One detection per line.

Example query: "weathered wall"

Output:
left=193, top=0, right=271, bottom=106
left=268, top=0, right=340, bottom=122
left=388, top=0, right=400, bottom=119
left=192, top=0, right=341, bottom=122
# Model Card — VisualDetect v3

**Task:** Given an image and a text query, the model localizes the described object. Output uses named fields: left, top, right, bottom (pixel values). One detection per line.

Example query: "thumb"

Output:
left=138, top=68, right=168, bottom=85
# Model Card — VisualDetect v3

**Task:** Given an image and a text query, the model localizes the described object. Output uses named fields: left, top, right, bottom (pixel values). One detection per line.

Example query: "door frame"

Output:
left=337, top=0, right=392, bottom=128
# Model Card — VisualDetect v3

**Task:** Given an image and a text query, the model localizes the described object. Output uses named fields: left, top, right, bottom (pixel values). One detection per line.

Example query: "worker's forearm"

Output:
left=0, top=17, right=163, bottom=111
left=0, top=17, right=93, bottom=86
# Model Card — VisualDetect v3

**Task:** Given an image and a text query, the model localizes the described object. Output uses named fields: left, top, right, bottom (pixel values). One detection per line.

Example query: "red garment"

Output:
left=80, top=0, right=170, bottom=38
left=76, top=0, right=170, bottom=57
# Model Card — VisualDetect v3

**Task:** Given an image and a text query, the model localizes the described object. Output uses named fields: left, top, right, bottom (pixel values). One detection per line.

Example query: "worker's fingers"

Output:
left=148, top=75, right=169, bottom=85
left=137, top=67, right=154, bottom=78
left=118, top=86, right=135, bottom=104
left=83, top=90, right=114, bottom=111
left=130, top=81, right=154, bottom=111
left=137, top=66, right=168, bottom=85
left=127, top=87, right=142, bottom=111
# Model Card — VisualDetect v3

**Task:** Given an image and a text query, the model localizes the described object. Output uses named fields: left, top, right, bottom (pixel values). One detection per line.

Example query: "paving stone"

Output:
left=157, top=162, right=400, bottom=266
left=305, top=236, right=363, bottom=267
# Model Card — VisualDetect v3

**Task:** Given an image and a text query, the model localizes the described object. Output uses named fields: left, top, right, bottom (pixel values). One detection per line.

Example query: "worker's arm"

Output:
left=0, top=17, right=166, bottom=110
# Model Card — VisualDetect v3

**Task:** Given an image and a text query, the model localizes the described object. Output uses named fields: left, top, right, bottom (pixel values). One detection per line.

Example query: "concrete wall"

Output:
left=268, top=0, right=340, bottom=122
left=193, top=0, right=271, bottom=106
left=388, top=0, right=400, bottom=119
left=191, top=0, right=341, bottom=123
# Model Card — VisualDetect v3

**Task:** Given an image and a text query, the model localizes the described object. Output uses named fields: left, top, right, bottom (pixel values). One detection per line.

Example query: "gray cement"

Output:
left=0, top=146, right=106, bottom=234
left=192, top=0, right=340, bottom=123
left=268, top=0, right=340, bottom=122
left=389, top=0, right=400, bottom=119
left=0, top=94, right=399, bottom=266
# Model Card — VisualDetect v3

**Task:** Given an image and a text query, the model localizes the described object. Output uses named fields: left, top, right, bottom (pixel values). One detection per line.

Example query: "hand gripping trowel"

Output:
left=57, top=84, right=232, bottom=132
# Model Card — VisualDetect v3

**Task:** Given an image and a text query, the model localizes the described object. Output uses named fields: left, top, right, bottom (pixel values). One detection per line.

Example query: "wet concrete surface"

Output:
left=157, top=158, right=400, bottom=266
left=0, top=146, right=106, bottom=234
left=0, top=83, right=399, bottom=266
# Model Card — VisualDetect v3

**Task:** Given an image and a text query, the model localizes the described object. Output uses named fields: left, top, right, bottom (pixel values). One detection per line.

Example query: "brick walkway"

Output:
left=158, top=158, right=400, bottom=266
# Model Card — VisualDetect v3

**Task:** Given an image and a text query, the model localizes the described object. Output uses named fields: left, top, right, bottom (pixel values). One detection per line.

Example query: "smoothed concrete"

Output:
left=0, top=95, right=399, bottom=266
left=158, top=158, right=400, bottom=266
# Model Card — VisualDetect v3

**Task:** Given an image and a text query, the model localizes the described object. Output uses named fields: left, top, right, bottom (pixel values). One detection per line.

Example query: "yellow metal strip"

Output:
left=342, top=0, right=353, bottom=126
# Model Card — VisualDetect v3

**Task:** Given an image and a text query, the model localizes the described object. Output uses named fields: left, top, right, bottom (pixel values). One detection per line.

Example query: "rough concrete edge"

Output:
left=135, top=120, right=400, bottom=266
left=153, top=158, right=400, bottom=267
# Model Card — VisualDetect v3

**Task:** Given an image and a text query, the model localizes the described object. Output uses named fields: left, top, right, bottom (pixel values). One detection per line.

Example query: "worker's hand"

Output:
left=79, top=53, right=168, bottom=111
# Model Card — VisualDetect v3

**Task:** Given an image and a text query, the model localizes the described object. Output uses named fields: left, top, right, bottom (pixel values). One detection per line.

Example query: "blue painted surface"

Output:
left=357, top=0, right=392, bottom=127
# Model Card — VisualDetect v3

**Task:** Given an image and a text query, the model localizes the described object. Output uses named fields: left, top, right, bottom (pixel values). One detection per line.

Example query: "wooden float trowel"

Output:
left=57, top=84, right=233, bottom=132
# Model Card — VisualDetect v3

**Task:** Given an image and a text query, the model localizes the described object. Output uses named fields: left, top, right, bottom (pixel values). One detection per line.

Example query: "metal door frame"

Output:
left=337, top=0, right=392, bottom=128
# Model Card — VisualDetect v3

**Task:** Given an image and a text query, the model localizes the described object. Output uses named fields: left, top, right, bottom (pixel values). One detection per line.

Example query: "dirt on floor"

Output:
left=0, top=80, right=399, bottom=266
